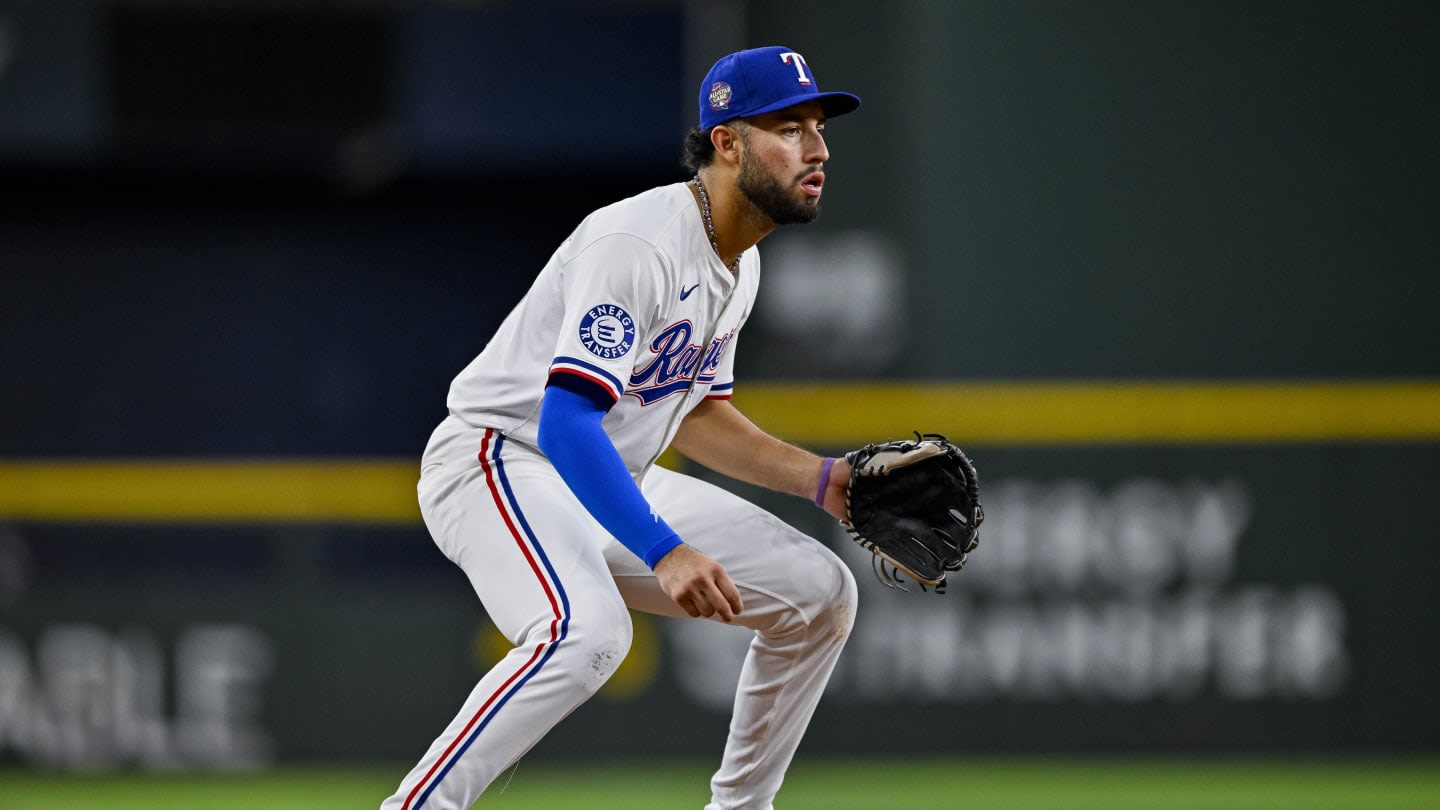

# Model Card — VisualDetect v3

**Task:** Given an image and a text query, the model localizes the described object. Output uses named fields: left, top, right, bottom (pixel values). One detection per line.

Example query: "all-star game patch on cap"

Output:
left=698, top=46, right=861, bottom=131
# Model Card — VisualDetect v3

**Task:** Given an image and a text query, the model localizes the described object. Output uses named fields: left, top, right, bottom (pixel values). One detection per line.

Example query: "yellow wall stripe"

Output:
left=2, top=380, right=1437, bottom=522
left=0, top=460, right=422, bottom=524
left=737, top=379, right=1440, bottom=445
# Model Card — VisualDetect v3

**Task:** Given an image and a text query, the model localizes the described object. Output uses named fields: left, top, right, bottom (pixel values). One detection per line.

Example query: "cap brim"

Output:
left=741, top=90, right=862, bottom=121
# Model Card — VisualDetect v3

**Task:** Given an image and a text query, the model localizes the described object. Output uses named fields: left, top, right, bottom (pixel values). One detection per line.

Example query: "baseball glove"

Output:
left=842, top=432, right=983, bottom=593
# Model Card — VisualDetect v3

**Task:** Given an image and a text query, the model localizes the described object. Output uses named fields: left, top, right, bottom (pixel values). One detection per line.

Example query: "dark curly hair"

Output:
left=680, top=120, right=750, bottom=173
left=681, top=127, right=715, bottom=173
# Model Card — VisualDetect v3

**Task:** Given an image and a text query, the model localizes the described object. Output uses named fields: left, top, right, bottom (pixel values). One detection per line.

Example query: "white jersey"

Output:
left=445, top=182, right=760, bottom=477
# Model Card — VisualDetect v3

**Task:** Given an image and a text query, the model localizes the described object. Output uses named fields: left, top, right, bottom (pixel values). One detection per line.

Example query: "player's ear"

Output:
left=710, top=124, right=743, bottom=166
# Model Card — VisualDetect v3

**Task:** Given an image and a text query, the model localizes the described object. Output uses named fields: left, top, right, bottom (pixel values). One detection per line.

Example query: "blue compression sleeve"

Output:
left=537, top=376, right=683, bottom=569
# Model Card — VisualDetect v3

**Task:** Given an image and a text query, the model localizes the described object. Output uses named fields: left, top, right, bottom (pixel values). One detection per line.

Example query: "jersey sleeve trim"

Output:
left=546, top=371, right=618, bottom=411
left=550, top=356, right=625, bottom=402
left=705, top=381, right=734, bottom=400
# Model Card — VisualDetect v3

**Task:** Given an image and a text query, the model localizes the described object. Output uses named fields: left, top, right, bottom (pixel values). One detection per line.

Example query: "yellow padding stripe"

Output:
left=1, top=380, right=1437, bottom=522
left=0, top=460, right=421, bottom=524
left=736, top=380, right=1440, bottom=445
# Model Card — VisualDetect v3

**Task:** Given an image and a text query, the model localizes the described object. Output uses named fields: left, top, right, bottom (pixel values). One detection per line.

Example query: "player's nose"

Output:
left=806, top=131, right=830, bottom=164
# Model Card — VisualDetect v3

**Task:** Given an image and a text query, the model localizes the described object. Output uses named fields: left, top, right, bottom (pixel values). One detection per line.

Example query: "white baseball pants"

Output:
left=380, top=421, right=858, bottom=810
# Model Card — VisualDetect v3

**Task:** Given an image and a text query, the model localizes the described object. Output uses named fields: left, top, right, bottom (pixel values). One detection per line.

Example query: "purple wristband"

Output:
left=813, top=457, right=837, bottom=507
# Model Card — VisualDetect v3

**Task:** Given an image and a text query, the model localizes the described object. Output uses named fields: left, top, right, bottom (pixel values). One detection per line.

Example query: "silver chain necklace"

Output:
left=692, top=175, right=740, bottom=271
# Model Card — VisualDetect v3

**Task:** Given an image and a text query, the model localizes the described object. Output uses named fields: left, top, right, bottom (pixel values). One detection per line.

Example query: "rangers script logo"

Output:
left=628, top=320, right=735, bottom=405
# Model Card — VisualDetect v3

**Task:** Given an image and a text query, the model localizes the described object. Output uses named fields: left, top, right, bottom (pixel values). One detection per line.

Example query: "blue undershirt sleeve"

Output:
left=537, top=375, right=684, bottom=569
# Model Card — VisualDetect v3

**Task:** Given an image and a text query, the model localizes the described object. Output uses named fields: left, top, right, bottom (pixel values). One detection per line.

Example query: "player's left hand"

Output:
left=841, top=432, right=983, bottom=593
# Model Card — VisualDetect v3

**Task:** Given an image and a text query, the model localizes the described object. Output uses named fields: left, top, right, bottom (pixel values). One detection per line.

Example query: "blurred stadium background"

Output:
left=1, top=0, right=1436, bottom=807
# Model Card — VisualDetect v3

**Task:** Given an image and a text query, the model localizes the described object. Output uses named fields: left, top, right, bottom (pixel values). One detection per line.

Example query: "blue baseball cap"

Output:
left=698, top=46, right=861, bottom=130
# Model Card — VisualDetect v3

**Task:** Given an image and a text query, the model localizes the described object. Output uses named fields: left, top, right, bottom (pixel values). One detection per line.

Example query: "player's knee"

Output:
left=562, top=600, right=633, bottom=694
left=782, top=547, right=858, bottom=638
left=824, top=556, right=859, bottom=639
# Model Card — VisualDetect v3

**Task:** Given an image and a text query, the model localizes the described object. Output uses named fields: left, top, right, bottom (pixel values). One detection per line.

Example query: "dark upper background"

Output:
left=2, top=0, right=1435, bottom=457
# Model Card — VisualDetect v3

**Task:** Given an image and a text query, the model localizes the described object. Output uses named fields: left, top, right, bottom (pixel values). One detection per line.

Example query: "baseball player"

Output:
left=382, top=46, right=862, bottom=810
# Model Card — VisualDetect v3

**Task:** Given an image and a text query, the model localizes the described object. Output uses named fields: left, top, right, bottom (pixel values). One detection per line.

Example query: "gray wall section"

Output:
left=745, top=1, right=1438, bottom=379
left=3, top=442, right=1437, bottom=765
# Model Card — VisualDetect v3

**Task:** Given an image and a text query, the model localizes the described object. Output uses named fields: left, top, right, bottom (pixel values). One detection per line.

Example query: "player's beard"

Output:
left=737, top=153, right=821, bottom=225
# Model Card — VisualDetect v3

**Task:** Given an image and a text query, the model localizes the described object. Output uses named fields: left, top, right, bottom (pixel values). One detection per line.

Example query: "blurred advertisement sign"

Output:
left=675, top=477, right=1347, bottom=710
left=0, top=623, right=273, bottom=769
left=0, top=0, right=100, bottom=159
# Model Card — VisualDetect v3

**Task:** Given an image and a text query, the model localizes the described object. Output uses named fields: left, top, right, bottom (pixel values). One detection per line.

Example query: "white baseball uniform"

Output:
left=381, top=182, right=858, bottom=810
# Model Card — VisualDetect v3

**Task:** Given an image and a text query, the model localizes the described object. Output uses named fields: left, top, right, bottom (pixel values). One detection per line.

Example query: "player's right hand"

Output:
left=653, top=544, right=744, bottom=622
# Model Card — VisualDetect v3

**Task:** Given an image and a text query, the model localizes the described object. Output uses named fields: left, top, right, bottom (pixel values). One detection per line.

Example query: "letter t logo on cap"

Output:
left=780, top=51, right=811, bottom=85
